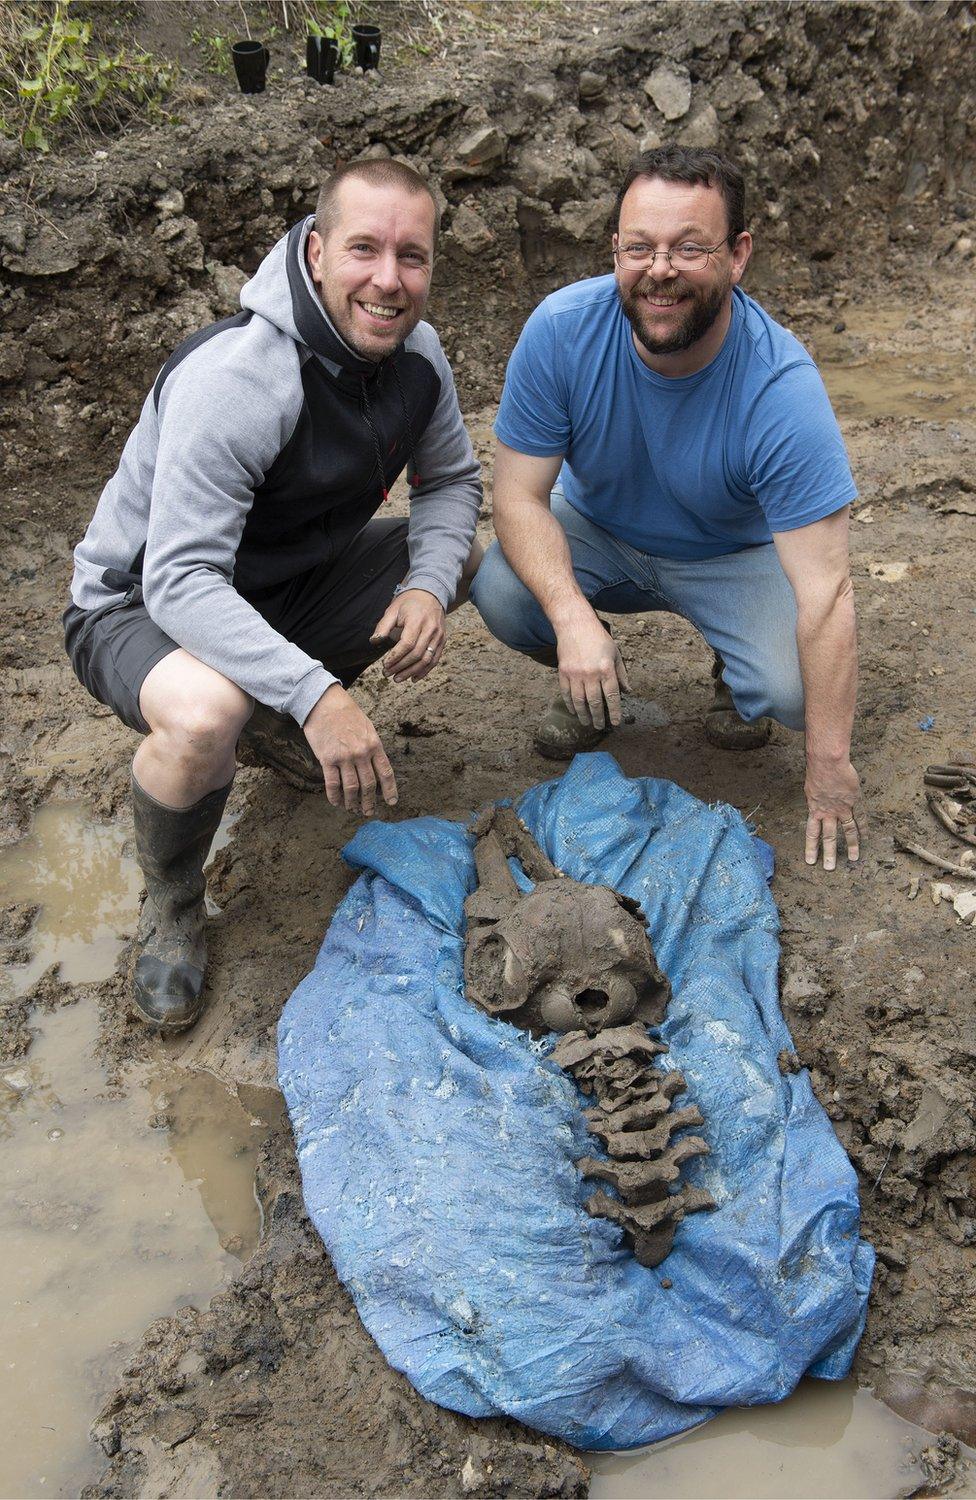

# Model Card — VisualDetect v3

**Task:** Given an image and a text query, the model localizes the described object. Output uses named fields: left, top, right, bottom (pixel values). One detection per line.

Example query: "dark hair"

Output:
left=315, top=158, right=440, bottom=247
left=613, top=146, right=746, bottom=243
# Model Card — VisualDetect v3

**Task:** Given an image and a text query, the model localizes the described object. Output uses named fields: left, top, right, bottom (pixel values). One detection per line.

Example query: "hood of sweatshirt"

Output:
left=240, top=216, right=382, bottom=383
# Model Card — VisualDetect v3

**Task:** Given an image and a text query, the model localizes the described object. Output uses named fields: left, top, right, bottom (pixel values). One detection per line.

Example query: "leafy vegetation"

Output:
left=0, top=0, right=176, bottom=152
left=300, top=1, right=355, bottom=69
left=189, top=26, right=233, bottom=76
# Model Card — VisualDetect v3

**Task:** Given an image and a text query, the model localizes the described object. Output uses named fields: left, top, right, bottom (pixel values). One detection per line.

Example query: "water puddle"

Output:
left=0, top=998, right=279, bottom=1497
left=810, top=307, right=976, bottom=423
left=0, top=801, right=143, bottom=998
left=586, top=1377, right=973, bottom=1499
left=0, top=799, right=271, bottom=1497
left=0, top=799, right=238, bottom=998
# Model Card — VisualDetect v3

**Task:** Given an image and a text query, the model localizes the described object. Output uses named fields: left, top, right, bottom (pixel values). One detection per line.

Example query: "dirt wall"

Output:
left=1, top=1, right=973, bottom=503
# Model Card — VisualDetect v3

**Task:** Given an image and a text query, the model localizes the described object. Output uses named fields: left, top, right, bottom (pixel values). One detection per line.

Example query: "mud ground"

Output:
left=1, top=1, right=975, bottom=1495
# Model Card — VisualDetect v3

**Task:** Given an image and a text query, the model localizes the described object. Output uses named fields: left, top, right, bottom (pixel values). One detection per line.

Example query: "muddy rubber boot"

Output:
left=237, top=702, right=323, bottom=793
left=131, top=774, right=232, bottom=1032
left=704, top=653, right=772, bottom=751
left=533, top=694, right=615, bottom=761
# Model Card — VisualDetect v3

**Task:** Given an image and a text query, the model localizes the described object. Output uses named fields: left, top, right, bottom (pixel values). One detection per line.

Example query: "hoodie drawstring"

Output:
left=359, top=362, right=422, bottom=504
left=390, top=360, right=422, bottom=491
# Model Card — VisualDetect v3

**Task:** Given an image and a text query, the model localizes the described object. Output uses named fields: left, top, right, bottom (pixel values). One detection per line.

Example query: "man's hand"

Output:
left=370, top=588, right=446, bottom=682
left=555, top=605, right=631, bottom=730
left=303, top=684, right=397, bottom=816
left=804, top=756, right=862, bottom=871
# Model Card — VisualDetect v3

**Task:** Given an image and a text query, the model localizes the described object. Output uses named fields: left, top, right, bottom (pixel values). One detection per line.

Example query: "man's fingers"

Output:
left=412, top=641, right=444, bottom=681
left=571, top=681, right=592, bottom=724
left=586, top=681, right=606, bottom=731
left=392, top=633, right=442, bottom=682
left=357, top=760, right=377, bottom=817
left=821, top=816, right=839, bottom=872
left=616, top=654, right=632, bottom=695
left=804, top=814, right=821, bottom=867
left=373, top=748, right=398, bottom=806
left=841, top=815, right=861, bottom=863
left=383, top=632, right=419, bottom=673
left=340, top=762, right=360, bottom=812
left=324, top=765, right=343, bottom=808
left=370, top=606, right=399, bottom=644
left=602, top=670, right=622, bottom=727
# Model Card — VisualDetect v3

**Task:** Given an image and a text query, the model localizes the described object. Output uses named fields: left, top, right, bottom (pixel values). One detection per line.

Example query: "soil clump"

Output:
left=2, top=2, right=976, bottom=1495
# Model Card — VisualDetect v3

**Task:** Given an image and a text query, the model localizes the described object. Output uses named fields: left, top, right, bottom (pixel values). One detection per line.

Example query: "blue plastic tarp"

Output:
left=278, top=753, right=873, bottom=1450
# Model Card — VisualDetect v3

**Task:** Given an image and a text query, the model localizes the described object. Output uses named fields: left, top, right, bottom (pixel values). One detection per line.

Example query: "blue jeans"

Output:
left=470, top=492, right=804, bottom=730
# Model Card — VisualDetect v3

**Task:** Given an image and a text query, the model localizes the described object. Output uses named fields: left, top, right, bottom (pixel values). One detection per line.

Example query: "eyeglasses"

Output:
left=613, top=237, right=735, bottom=273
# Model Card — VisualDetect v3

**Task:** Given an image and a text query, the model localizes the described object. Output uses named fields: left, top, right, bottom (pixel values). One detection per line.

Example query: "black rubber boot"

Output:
left=704, top=653, right=772, bottom=750
left=533, top=694, right=614, bottom=760
left=131, top=774, right=232, bottom=1032
left=237, top=702, right=323, bottom=793
left=531, top=616, right=618, bottom=761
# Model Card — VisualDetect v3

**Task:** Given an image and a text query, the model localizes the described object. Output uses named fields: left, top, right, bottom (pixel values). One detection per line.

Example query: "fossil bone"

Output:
left=464, top=806, right=670, bottom=1036
left=463, top=808, right=715, bottom=1268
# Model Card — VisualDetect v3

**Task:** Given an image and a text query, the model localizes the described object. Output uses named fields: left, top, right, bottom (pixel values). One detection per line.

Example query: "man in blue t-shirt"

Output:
left=471, top=146, right=861, bottom=872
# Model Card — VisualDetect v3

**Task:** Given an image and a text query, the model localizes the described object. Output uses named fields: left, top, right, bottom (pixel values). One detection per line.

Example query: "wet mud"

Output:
left=1, top=0, right=975, bottom=1495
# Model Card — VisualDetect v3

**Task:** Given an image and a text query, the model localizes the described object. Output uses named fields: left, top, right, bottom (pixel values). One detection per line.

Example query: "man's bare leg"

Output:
left=129, top=650, right=252, bottom=1031
left=134, top=649, right=252, bottom=807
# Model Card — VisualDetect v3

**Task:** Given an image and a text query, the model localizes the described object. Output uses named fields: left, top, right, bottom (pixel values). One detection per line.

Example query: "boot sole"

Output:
left=238, top=733, right=323, bottom=793
left=704, top=713, right=773, bottom=751
left=130, top=996, right=204, bottom=1032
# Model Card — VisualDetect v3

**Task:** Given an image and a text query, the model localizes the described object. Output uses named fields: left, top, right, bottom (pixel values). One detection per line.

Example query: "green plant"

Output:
left=303, top=1, right=354, bottom=68
left=190, top=26, right=233, bottom=75
left=0, top=0, right=176, bottom=152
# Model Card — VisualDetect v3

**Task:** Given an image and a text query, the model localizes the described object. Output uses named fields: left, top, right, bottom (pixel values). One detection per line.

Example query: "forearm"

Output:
left=796, top=581, right=857, bottom=764
left=494, top=495, right=592, bottom=631
left=405, top=471, right=481, bottom=607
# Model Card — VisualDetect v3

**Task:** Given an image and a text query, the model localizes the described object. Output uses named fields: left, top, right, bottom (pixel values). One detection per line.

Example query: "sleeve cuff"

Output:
left=285, top=666, right=340, bottom=728
left=397, top=573, right=452, bottom=610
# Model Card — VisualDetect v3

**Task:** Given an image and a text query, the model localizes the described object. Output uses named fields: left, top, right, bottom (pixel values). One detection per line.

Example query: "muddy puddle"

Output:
left=0, top=801, right=276, bottom=1498
left=810, top=305, right=976, bottom=423
left=0, top=801, right=144, bottom=998
left=587, top=1377, right=975, bottom=1498
left=0, top=799, right=237, bottom=998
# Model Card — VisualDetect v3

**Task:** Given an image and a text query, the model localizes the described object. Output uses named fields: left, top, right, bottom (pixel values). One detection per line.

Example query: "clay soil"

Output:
left=2, top=1, right=975, bottom=1495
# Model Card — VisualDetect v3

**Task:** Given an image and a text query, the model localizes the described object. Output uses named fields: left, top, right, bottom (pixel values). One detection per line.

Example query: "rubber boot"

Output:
left=533, top=695, right=614, bottom=760
left=704, top=653, right=772, bottom=751
left=532, top=617, right=619, bottom=761
left=237, top=702, right=323, bottom=793
left=131, top=774, right=232, bottom=1032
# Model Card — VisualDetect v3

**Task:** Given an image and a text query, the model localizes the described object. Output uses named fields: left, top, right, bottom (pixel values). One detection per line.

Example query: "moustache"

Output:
left=630, top=277, right=695, bottom=300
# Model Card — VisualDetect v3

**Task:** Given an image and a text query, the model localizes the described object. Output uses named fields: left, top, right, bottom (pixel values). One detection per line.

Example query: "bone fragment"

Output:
left=553, top=1025, right=668, bottom=1070
left=895, top=836, right=976, bottom=878
left=472, top=830, right=520, bottom=897
left=577, top=1137, right=710, bottom=1203
left=586, top=1188, right=681, bottom=1234
left=631, top=1224, right=679, bottom=1267
left=927, top=791, right=976, bottom=846
left=588, top=1075, right=689, bottom=1133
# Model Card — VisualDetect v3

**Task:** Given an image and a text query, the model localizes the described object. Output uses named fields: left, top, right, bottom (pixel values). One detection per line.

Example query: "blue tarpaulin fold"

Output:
left=278, top=753, right=873, bottom=1449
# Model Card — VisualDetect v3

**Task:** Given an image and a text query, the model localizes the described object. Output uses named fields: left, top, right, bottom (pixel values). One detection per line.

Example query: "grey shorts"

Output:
left=64, top=517, right=410, bottom=734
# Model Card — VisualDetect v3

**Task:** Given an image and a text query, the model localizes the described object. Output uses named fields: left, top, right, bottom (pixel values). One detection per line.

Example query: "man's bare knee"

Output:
left=141, top=653, right=252, bottom=765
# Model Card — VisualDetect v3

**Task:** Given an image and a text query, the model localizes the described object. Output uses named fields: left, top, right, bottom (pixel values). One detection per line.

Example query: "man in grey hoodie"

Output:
left=64, top=159, right=482, bottom=1033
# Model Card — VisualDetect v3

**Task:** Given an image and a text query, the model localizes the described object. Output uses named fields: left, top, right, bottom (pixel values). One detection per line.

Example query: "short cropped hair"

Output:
left=315, top=158, right=440, bottom=248
left=614, top=146, right=746, bottom=243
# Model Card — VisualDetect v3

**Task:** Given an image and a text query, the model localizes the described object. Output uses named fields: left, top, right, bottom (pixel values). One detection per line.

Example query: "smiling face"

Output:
left=307, top=176, right=436, bottom=362
left=614, top=175, right=752, bottom=372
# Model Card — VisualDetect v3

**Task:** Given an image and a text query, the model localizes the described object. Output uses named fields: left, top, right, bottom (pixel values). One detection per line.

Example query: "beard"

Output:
left=618, top=274, right=728, bottom=358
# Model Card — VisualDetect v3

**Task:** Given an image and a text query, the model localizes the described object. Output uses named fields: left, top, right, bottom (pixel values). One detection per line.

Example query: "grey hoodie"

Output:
left=70, top=217, right=482, bottom=725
